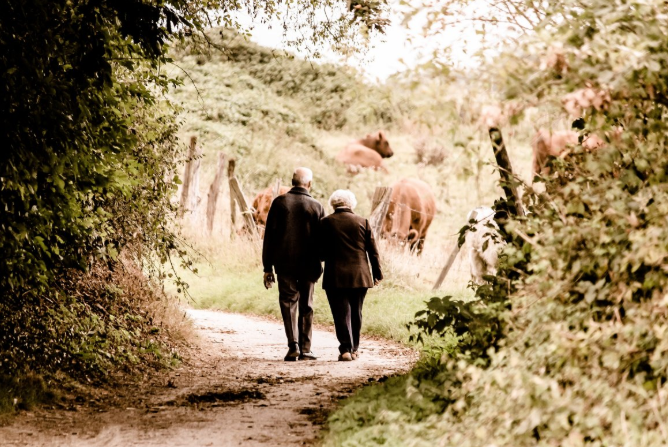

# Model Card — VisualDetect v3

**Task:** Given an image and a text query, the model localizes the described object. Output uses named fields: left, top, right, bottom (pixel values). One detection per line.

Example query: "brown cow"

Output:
left=532, top=129, right=605, bottom=176
left=336, top=131, right=394, bottom=173
left=381, top=178, right=436, bottom=255
left=250, top=185, right=290, bottom=238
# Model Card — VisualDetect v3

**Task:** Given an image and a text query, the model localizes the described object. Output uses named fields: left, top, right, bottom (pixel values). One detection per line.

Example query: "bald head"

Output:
left=292, top=167, right=313, bottom=189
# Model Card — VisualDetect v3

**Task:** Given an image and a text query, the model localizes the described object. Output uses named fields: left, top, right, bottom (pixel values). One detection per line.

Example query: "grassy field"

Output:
left=171, top=236, right=473, bottom=344
left=163, top=29, right=540, bottom=346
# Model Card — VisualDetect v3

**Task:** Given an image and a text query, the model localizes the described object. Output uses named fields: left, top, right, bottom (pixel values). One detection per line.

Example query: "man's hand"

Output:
left=374, top=278, right=381, bottom=287
left=263, top=272, right=276, bottom=289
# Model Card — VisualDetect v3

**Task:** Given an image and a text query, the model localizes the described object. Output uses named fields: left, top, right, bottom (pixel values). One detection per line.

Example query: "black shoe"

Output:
left=284, top=346, right=300, bottom=362
left=299, top=351, right=318, bottom=361
left=338, top=352, right=353, bottom=362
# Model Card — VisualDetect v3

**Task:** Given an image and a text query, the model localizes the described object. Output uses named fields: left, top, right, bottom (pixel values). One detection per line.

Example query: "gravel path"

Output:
left=1, top=309, right=416, bottom=446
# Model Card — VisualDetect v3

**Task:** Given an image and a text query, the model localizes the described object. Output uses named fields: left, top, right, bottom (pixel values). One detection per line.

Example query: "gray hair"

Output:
left=292, top=167, right=313, bottom=187
left=329, top=189, right=357, bottom=210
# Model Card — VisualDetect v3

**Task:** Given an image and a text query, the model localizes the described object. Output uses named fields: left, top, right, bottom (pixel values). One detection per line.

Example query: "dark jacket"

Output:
left=262, top=187, right=325, bottom=281
left=319, top=208, right=383, bottom=290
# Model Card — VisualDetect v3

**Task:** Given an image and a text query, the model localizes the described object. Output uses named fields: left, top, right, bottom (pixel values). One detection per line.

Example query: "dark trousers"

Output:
left=277, top=275, right=315, bottom=352
left=325, top=288, right=367, bottom=354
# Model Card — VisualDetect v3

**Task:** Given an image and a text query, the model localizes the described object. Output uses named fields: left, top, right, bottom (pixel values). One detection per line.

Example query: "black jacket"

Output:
left=262, top=187, right=324, bottom=281
left=319, top=208, right=383, bottom=290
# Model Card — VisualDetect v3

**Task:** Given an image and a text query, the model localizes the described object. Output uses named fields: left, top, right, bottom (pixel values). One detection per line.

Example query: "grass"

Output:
left=171, top=236, right=474, bottom=345
left=321, top=358, right=453, bottom=447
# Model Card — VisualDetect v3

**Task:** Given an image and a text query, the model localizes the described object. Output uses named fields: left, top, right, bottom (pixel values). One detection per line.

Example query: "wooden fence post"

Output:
left=272, top=178, right=282, bottom=200
left=432, top=209, right=480, bottom=290
left=229, top=177, right=259, bottom=240
left=488, top=127, right=525, bottom=217
left=370, top=187, right=383, bottom=213
left=432, top=245, right=462, bottom=290
left=179, top=136, right=201, bottom=217
left=206, top=152, right=227, bottom=234
left=369, top=186, right=392, bottom=239
left=433, top=128, right=523, bottom=290
left=228, top=158, right=237, bottom=237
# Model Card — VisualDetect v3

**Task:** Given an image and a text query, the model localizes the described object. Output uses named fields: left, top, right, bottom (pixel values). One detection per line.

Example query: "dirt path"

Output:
left=1, top=309, right=416, bottom=446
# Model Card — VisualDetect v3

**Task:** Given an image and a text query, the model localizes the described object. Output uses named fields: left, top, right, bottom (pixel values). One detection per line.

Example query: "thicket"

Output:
left=325, top=1, right=668, bottom=445
left=0, top=0, right=189, bottom=391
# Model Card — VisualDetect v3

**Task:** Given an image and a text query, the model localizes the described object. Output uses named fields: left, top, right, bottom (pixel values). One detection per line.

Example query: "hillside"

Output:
left=168, top=30, right=398, bottom=204
left=167, top=28, right=536, bottom=252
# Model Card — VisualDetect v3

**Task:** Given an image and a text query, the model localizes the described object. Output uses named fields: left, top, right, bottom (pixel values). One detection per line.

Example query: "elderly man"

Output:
left=319, top=189, right=383, bottom=361
left=262, top=167, right=324, bottom=361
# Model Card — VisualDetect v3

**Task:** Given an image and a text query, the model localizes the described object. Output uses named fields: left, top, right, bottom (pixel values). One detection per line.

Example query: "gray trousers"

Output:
left=277, top=275, right=315, bottom=352
left=325, top=288, right=367, bottom=354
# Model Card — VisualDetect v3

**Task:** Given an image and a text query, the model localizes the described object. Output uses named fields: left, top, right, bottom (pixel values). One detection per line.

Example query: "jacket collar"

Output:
left=334, top=207, right=354, bottom=214
left=289, top=186, right=312, bottom=197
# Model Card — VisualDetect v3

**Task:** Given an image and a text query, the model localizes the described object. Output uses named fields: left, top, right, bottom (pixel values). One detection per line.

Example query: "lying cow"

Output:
left=336, top=131, right=394, bottom=173
left=531, top=129, right=605, bottom=176
left=381, top=178, right=436, bottom=255
left=465, top=206, right=505, bottom=284
left=250, top=185, right=290, bottom=238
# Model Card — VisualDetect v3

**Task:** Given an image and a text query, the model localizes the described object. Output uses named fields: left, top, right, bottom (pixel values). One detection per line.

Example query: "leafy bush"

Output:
left=0, top=0, right=190, bottom=382
left=1, top=257, right=183, bottom=381
left=325, top=1, right=668, bottom=445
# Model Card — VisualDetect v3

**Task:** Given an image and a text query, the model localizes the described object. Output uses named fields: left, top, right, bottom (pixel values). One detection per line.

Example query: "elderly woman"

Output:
left=319, top=190, right=383, bottom=361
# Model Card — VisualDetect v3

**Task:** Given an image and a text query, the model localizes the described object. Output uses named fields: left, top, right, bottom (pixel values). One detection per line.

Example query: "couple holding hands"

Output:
left=262, top=167, right=383, bottom=362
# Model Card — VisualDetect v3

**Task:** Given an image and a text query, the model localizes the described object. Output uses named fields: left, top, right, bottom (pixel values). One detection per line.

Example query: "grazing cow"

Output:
left=465, top=206, right=505, bottom=284
left=531, top=129, right=605, bottom=176
left=251, top=185, right=290, bottom=237
left=336, top=131, right=394, bottom=173
left=381, top=178, right=436, bottom=254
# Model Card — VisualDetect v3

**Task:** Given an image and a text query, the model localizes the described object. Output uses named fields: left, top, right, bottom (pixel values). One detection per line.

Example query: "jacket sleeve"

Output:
left=262, top=200, right=280, bottom=273
left=364, top=219, right=383, bottom=281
